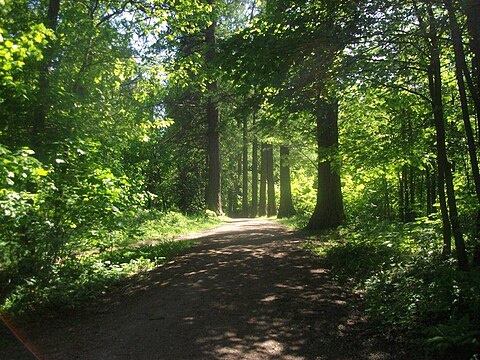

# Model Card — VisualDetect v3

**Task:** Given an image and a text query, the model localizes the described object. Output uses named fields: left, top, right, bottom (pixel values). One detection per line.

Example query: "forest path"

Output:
left=9, top=218, right=407, bottom=360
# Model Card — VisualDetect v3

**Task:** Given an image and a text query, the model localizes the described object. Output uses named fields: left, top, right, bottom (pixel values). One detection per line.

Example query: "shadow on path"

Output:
left=5, top=219, right=409, bottom=360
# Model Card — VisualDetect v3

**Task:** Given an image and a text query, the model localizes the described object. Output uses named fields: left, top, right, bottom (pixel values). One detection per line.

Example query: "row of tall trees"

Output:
left=2, top=1, right=480, bottom=354
left=2, top=0, right=480, bottom=285
left=213, top=0, right=480, bottom=271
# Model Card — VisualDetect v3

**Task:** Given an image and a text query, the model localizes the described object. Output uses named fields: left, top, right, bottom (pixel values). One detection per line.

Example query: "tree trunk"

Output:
left=399, top=172, right=405, bottom=222
left=259, top=143, right=267, bottom=216
left=409, top=166, right=416, bottom=221
left=204, top=4, right=222, bottom=215
left=242, top=116, right=249, bottom=217
left=277, top=145, right=296, bottom=218
left=383, top=174, right=391, bottom=220
left=234, top=124, right=242, bottom=215
left=426, top=166, right=436, bottom=215
left=426, top=6, right=468, bottom=270
left=31, top=0, right=61, bottom=157
left=407, top=117, right=416, bottom=221
left=306, top=99, right=345, bottom=230
left=251, top=113, right=258, bottom=217
left=266, top=143, right=276, bottom=216
left=446, top=0, right=480, bottom=266
left=446, top=0, right=480, bottom=200
left=402, top=166, right=410, bottom=222
left=461, top=0, right=480, bottom=140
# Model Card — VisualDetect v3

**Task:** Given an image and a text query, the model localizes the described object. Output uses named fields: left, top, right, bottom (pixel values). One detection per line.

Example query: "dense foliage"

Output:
left=1, top=0, right=480, bottom=357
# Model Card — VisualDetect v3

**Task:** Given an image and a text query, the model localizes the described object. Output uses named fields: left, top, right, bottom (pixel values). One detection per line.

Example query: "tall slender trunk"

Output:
left=407, top=117, right=416, bottom=221
left=251, top=113, right=258, bottom=217
left=409, top=166, right=416, bottom=221
left=234, top=121, right=242, bottom=214
left=446, top=0, right=480, bottom=199
left=204, top=3, right=222, bottom=214
left=424, top=5, right=468, bottom=270
left=259, top=143, right=267, bottom=216
left=278, top=145, right=296, bottom=218
left=383, top=174, right=391, bottom=220
left=234, top=144, right=242, bottom=214
left=400, top=167, right=408, bottom=222
left=426, top=166, right=437, bottom=215
left=400, top=119, right=407, bottom=222
left=306, top=99, right=345, bottom=230
left=266, top=143, right=276, bottom=216
left=32, top=0, right=61, bottom=157
left=463, top=0, right=480, bottom=139
left=446, top=0, right=480, bottom=266
left=399, top=172, right=405, bottom=222
left=242, top=116, right=249, bottom=217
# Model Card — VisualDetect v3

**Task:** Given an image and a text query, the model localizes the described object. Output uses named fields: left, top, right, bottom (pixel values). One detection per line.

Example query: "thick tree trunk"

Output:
left=466, top=1, right=480, bottom=101
left=204, top=6, right=222, bottom=215
left=426, top=7, right=468, bottom=270
left=425, top=66, right=453, bottom=253
left=446, top=0, right=480, bottom=266
left=277, top=145, right=296, bottom=218
left=306, top=99, right=345, bottom=230
left=266, top=143, right=276, bottom=216
left=463, top=0, right=480, bottom=139
left=31, top=0, right=61, bottom=156
left=251, top=113, right=258, bottom=217
left=446, top=0, right=480, bottom=199
left=259, top=143, right=267, bottom=216
left=242, top=116, right=249, bottom=217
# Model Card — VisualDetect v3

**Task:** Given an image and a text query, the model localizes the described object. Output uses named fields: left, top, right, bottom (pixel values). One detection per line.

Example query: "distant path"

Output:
left=9, top=218, right=409, bottom=359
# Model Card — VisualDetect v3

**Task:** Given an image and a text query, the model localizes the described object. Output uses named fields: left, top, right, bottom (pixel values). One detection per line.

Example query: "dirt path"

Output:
left=4, top=218, right=409, bottom=360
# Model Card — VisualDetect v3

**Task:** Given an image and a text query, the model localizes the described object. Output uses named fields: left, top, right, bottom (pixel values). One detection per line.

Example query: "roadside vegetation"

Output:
left=1, top=195, right=223, bottom=317
left=279, top=216, right=480, bottom=359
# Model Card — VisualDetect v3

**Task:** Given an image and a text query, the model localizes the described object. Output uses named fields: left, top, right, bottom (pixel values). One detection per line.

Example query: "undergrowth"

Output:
left=281, top=216, right=480, bottom=359
left=0, top=210, right=224, bottom=317
left=276, top=214, right=310, bottom=230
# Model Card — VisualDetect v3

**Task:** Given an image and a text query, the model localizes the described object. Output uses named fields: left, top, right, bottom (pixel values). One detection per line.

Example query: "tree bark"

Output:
left=251, top=113, right=258, bottom=217
left=407, top=117, right=416, bottom=221
left=383, top=174, right=391, bottom=220
left=259, top=143, right=267, bottom=216
left=399, top=172, right=405, bottom=222
left=266, top=143, right=276, bottom=216
left=424, top=5, right=468, bottom=270
left=242, top=116, right=249, bottom=217
left=306, top=99, right=345, bottom=230
left=426, top=166, right=436, bottom=215
left=204, top=4, right=222, bottom=215
left=466, top=0, right=480, bottom=109
left=445, top=0, right=480, bottom=200
left=446, top=0, right=480, bottom=266
left=31, top=0, right=61, bottom=157
left=408, top=166, right=416, bottom=221
left=277, top=145, right=296, bottom=218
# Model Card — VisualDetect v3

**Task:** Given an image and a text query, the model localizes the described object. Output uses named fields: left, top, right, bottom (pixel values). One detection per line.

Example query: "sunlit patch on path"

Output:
left=4, top=218, right=407, bottom=360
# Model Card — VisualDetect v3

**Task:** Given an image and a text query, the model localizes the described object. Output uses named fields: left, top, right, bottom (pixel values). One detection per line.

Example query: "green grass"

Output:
left=1, top=210, right=225, bottom=317
left=276, top=213, right=310, bottom=230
